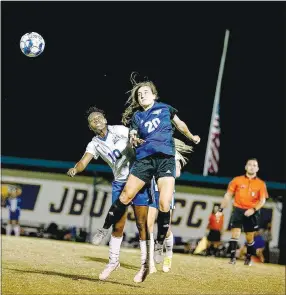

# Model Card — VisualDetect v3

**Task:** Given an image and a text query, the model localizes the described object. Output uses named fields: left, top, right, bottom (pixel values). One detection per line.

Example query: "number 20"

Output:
left=145, top=118, right=161, bottom=133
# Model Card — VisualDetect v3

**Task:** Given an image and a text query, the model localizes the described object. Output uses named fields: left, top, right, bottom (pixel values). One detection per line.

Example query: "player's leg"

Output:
left=256, top=248, right=265, bottom=263
left=163, top=209, right=174, bottom=272
left=244, top=232, right=255, bottom=266
left=133, top=205, right=149, bottom=283
left=243, top=211, right=260, bottom=266
left=155, top=175, right=175, bottom=263
left=147, top=206, right=158, bottom=273
left=12, top=220, right=20, bottom=237
left=228, top=207, right=244, bottom=264
left=213, top=240, right=221, bottom=256
left=6, top=219, right=12, bottom=236
left=92, top=176, right=146, bottom=245
left=229, top=228, right=241, bottom=264
left=99, top=211, right=128, bottom=280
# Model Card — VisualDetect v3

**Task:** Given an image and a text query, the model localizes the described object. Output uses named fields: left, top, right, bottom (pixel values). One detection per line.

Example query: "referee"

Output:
left=216, top=158, right=268, bottom=265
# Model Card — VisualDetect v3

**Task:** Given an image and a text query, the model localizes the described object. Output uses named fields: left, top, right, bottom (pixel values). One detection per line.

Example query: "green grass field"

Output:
left=2, top=236, right=285, bottom=295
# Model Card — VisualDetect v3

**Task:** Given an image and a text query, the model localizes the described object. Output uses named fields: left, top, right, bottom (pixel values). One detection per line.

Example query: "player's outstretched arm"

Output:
left=172, top=115, right=201, bottom=144
left=67, top=152, right=94, bottom=177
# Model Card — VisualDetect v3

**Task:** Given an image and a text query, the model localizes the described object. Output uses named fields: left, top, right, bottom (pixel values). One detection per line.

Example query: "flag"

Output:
left=203, top=29, right=229, bottom=176
left=206, top=106, right=221, bottom=174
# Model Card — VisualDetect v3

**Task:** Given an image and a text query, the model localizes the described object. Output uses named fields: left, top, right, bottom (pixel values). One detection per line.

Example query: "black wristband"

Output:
left=218, top=207, right=223, bottom=212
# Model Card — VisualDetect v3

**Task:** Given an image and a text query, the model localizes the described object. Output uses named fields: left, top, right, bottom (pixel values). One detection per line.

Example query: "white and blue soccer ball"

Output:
left=20, top=32, right=45, bottom=57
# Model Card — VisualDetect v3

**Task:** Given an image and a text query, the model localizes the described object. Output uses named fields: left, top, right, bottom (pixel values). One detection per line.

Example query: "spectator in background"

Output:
left=238, top=230, right=266, bottom=263
left=206, top=205, right=224, bottom=256
left=1, top=184, right=23, bottom=236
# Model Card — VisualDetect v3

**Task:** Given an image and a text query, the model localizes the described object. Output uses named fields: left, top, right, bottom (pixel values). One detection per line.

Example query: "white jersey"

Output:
left=85, top=125, right=135, bottom=182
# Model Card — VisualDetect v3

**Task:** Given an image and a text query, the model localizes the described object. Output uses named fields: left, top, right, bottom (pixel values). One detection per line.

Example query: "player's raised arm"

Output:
left=172, top=114, right=201, bottom=144
left=67, top=152, right=94, bottom=177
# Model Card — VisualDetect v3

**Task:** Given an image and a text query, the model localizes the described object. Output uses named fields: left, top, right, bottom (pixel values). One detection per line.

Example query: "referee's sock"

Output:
left=156, top=210, right=170, bottom=244
left=246, top=241, right=256, bottom=257
left=103, top=198, right=128, bottom=229
left=229, top=238, right=238, bottom=259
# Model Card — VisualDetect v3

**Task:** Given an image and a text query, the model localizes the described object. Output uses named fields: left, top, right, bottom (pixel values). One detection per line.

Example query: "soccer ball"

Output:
left=20, top=32, right=45, bottom=57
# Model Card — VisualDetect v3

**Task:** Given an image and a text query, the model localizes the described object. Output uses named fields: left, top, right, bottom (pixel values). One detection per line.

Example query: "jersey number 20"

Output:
left=145, top=118, right=161, bottom=133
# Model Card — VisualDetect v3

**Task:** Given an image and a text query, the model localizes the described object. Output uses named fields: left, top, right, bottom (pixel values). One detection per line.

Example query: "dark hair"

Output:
left=247, top=158, right=258, bottom=163
left=85, top=106, right=105, bottom=120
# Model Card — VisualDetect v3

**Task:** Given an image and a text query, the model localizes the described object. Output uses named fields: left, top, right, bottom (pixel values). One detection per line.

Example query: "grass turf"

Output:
left=2, top=236, right=285, bottom=295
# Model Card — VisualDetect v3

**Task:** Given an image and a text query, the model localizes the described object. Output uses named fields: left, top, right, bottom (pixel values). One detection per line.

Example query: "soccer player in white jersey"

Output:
left=67, top=106, right=151, bottom=283
left=148, top=139, right=192, bottom=273
left=1, top=184, right=23, bottom=236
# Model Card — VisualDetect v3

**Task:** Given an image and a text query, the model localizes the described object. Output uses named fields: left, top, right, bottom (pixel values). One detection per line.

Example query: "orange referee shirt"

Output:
left=227, top=175, right=268, bottom=209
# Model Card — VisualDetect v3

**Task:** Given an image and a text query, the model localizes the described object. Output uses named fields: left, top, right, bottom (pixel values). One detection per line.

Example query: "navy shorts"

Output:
left=9, top=209, right=20, bottom=221
left=130, top=153, right=176, bottom=184
left=112, top=180, right=152, bottom=206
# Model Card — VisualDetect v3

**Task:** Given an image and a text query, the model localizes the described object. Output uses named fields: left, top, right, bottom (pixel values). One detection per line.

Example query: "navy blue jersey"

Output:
left=130, top=102, right=178, bottom=159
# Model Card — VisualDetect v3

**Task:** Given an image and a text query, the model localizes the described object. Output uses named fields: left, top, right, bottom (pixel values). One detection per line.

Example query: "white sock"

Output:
left=164, top=232, right=174, bottom=258
left=150, top=233, right=155, bottom=267
left=139, top=240, right=147, bottom=266
left=13, top=225, right=20, bottom=237
left=6, top=224, right=12, bottom=236
left=109, top=235, right=123, bottom=264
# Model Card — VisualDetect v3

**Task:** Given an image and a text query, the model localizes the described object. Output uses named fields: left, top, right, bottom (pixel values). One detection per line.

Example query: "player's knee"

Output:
left=136, top=219, right=146, bottom=233
left=159, top=199, right=170, bottom=212
left=231, top=228, right=241, bottom=239
left=119, top=187, right=135, bottom=204
left=245, top=232, right=254, bottom=243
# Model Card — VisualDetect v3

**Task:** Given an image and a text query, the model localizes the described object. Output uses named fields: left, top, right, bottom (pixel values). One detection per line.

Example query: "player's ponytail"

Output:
left=174, top=138, right=193, bottom=167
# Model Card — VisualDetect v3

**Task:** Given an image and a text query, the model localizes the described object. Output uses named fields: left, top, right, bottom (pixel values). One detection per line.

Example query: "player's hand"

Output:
left=215, top=211, right=223, bottom=223
left=129, top=130, right=145, bottom=147
left=67, top=168, right=77, bottom=177
left=244, top=208, right=255, bottom=217
left=192, top=135, right=201, bottom=144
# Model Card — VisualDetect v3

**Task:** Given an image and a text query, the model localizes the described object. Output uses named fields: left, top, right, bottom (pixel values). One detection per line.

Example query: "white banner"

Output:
left=1, top=175, right=281, bottom=248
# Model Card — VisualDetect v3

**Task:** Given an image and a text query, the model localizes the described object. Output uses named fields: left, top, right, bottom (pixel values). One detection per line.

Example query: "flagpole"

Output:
left=203, top=29, right=230, bottom=176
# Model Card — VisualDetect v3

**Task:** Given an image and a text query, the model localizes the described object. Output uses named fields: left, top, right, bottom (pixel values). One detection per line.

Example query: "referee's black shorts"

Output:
left=230, top=206, right=260, bottom=232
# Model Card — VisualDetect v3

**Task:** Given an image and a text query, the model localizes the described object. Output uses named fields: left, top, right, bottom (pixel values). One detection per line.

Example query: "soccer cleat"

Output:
left=154, top=242, right=164, bottom=264
left=99, top=261, right=120, bottom=281
left=162, top=257, right=172, bottom=273
left=228, top=258, right=236, bottom=265
left=244, top=255, right=252, bottom=266
left=149, top=264, right=157, bottom=274
left=133, top=266, right=149, bottom=283
left=92, top=228, right=109, bottom=246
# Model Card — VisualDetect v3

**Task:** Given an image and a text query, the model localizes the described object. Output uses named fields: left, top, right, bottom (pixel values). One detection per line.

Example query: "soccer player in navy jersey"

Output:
left=93, top=78, right=200, bottom=280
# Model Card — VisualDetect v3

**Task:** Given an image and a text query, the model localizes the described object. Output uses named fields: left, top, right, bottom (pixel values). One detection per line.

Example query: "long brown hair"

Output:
left=122, top=73, right=159, bottom=125
left=174, top=138, right=193, bottom=167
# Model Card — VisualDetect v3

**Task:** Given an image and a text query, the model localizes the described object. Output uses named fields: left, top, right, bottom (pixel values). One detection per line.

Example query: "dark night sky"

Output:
left=1, top=1, right=285, bottom=182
